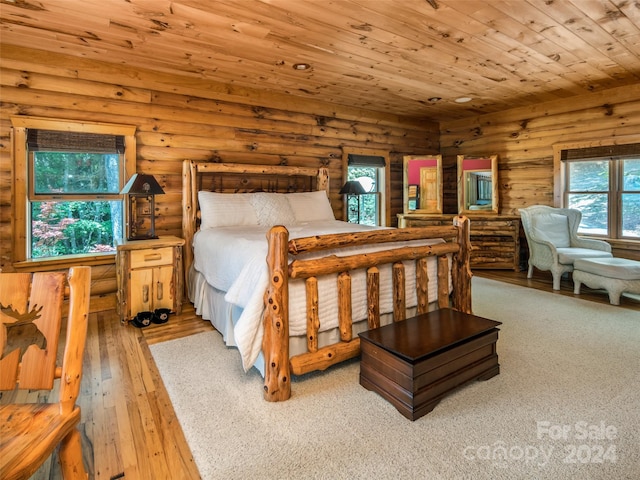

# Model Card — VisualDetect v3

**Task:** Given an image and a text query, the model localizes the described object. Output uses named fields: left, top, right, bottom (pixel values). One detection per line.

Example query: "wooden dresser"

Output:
left=398, top=214, right=521, bottom=271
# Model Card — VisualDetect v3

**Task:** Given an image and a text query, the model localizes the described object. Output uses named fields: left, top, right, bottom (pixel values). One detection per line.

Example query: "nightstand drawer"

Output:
left=130, top=247, right=173, bottom=269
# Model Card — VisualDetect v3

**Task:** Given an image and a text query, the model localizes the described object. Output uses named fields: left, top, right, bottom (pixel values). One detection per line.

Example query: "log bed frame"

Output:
left=182, top=160, right=472, bottom=402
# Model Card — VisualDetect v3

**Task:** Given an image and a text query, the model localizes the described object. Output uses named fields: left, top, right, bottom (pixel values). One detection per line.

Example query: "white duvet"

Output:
left=192, top=220, right=446, bottom=371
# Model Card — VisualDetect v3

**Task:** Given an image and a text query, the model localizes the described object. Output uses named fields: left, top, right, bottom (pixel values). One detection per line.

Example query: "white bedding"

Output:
left=192, top=220, right=447, bottom=371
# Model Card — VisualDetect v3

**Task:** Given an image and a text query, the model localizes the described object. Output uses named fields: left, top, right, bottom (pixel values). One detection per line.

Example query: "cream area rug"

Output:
left=150, top=277, right=639, bottom=480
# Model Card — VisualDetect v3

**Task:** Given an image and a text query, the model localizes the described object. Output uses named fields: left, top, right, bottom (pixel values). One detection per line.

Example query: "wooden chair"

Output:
left=0, top=266, right=91, bottom=480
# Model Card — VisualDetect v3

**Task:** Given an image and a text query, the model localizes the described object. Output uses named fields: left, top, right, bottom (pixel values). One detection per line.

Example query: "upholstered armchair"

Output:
left=519, top=206, right=612, bottom=290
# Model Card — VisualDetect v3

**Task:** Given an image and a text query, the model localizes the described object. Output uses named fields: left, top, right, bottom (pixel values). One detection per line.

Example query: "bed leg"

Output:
left=263, top=226, right=292, bottom=402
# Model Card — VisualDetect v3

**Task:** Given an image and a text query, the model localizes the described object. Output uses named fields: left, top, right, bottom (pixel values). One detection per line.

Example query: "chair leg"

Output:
left=527, top=264, right=533, bottom=279
left=608, top=290, right=622, bottom=306
left=552, top=273, right=561, bottom=291
left=573, top=279, right=582, bottom=295
left=59, top=429, right=88, bottom=480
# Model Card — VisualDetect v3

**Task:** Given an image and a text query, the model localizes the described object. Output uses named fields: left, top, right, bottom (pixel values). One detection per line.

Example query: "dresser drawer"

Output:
left=130, top=246, right=173, bottom=269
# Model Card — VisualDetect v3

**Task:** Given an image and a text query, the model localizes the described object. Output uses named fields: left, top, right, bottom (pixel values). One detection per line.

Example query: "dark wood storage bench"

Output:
left=359, top=308, right=502, bottom=421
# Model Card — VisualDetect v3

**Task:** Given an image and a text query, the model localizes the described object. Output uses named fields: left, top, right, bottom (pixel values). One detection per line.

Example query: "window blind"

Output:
left=347, top=154, right=386, bottom=167
left=561, top=143, right=640, bottom=161
left=27, top=129, right=125, bottom=153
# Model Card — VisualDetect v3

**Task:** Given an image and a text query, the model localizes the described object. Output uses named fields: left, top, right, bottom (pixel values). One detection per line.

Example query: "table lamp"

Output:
left=120, top=173, right=165, bottom=240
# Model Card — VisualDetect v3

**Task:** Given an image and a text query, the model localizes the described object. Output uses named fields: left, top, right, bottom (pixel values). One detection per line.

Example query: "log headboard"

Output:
left=181, top=160, right=330, bottom=290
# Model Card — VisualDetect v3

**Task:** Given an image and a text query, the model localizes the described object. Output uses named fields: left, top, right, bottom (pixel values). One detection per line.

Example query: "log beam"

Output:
left=289, top=339, right=361, bottom=376
left=289, top=242, right=458, bottom=278
left=288, top=226, right=459, bottom=254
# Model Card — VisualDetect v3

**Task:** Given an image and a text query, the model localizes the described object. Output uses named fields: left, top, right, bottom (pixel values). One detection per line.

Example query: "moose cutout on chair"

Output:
left=0, top=267, right=91, bottom=479
left=1, top=303, right=46, bottom=361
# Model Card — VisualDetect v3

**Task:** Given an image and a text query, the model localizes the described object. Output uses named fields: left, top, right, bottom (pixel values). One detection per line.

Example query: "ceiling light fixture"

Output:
left=293, top=63, right=311, bottom=71
left=455, top=97, right=473, bottom=103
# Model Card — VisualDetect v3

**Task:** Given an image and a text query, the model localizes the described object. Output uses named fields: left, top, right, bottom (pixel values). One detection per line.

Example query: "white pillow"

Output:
left=286, top=190, right=335, bottom=222
left=249, top=192, right=297, bottom=226
left=198, top=191, right=258, bottom=229
left=532, top=213, right=570, bottom=247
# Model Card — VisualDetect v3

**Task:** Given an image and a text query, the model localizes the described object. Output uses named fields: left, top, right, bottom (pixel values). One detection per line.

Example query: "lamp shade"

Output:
left=120, top=174, right=165, bottom=195
left=339, top=180, right=366, bottom=195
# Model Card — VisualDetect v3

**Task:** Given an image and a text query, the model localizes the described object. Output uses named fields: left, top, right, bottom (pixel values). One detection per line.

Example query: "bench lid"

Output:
left=359, top=308, right=501, bottom=363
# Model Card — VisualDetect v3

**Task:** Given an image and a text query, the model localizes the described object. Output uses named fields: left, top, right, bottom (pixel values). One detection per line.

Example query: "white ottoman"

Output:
left=573, top=257, right=640, bottom=305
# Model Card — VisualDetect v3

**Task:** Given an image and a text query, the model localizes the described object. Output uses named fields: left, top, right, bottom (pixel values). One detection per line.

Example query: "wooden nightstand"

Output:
left=116, top=236, right=185, bottom=324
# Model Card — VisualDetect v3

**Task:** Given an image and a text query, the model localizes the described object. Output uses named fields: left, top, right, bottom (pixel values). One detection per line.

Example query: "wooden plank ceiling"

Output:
left=1, top=0, right=639, bottom=120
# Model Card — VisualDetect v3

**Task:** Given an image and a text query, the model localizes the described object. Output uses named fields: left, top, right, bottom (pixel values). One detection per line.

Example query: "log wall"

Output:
left=2, top=45, right=639, bottom=307
left=0, top=45, right=438, bottom=307
left=440, top=84, right=640, bottom=260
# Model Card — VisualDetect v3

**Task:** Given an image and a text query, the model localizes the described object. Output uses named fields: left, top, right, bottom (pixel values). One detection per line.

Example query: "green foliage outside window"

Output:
left=347, top=166, right=379, bottom=226
left=31, top=201, right=119, bottom=258
left=30, top=151, right=122, bottom=258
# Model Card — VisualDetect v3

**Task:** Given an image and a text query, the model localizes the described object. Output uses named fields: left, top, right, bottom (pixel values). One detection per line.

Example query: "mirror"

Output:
left=457, top=155, right=498, bottom=214
left=403, top=155, right=443, bottom=214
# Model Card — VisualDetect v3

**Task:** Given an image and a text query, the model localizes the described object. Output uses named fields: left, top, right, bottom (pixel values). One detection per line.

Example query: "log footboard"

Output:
left=263, top=217, right=472, bottom=401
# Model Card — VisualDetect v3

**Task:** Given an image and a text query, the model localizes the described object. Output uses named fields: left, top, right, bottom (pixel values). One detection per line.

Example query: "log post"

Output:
left=392, top=262, right=406, bottom=322
left=317, top=167, right=330, bottom=194
left=415, top=257, right=429, bottom=314
left=263, top=226, right=291, bottom=402
left=59, top=266, right=91, bottom=411
left=452, top=215, right=473, bottom=314
left=437, top=255, right=449, bottom=309
left=305, top=277, right=319, bottom=353
left=337, top=272, right=352, bottom=342
left=181, top=160, right=196, bottom=299
left=367, top=267, right=380, bottom=329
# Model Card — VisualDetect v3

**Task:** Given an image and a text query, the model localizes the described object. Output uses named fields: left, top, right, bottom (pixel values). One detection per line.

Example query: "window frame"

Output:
left=11, top=116, right=136, bottom=269
left=553, top=136, right=640, bottom=242
left=347, top=165, right=381, bottom=225
left=341, top=147, right=391, bottom=226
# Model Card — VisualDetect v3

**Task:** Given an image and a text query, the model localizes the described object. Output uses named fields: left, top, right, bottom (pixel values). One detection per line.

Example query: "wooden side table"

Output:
left=115, top=236, right=185, bottom=324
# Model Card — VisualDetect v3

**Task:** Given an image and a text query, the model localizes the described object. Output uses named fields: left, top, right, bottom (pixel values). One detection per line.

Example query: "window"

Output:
left=29, top=131, right=124, bottom=258
left=342, top=149, right=390, bottom=226
left=11, top=117, right=136, bottom=264
left=560, top=143, right=640, bottom=240
left=347, top=164, right=380, bottom=226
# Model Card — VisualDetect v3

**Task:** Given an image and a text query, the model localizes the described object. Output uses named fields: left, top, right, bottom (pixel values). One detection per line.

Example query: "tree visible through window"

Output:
left=26, top=129, right=124, bottom=259
left=562, top=144, right=640, bottom=240
left=30, top=150, right=123, bottom=258
left=343, top=151, right=389, bottom=226
left=11, top=117, right=136, bottom=264
left=347, top=166, right=380, bottom=226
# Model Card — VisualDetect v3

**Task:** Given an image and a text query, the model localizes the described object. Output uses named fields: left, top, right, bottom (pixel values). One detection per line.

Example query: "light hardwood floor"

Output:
left=3, top=270, right=638, bottom=479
